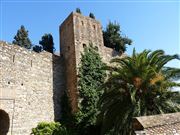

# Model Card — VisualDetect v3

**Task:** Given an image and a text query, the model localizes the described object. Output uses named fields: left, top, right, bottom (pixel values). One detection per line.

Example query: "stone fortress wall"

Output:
left=0, top=12, right=116, bottom=134
left=0, top=42, right=65, bottom=134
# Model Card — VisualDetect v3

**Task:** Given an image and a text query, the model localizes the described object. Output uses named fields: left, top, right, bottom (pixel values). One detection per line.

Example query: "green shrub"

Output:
left=55, top=126, right=72, bottom=135
left=74, top=44, right=106, bottom=135
left=60, top=44, right=106, bottom=135
left=31, top=122, right=70, bottom=135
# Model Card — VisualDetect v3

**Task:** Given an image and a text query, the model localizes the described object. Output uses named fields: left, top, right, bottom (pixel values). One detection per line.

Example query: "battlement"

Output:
left=60, top=12, right=102, bottom=31
left=60, top=12, right=104, bottom=58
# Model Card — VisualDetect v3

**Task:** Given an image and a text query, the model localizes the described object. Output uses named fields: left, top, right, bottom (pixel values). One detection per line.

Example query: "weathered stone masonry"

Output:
left=1, top=10, right=179, bottom=135
left=0, top=12, right=116, bottom=134
left=60, top=12, right=116, bottom=113
left=0, top=42, right=65, bottom=134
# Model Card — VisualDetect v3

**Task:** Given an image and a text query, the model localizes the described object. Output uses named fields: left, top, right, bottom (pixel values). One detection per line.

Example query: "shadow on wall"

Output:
left=0, top=109, right=10, bottom=135
left=52, top=55, right=66, bottom=121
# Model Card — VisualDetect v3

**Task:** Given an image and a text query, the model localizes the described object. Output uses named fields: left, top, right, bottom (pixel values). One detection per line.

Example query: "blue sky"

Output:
left=0, top=0, right=179, bottom=67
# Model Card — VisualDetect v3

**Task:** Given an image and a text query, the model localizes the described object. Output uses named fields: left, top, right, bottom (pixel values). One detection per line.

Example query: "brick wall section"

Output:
left=0, top=41, right=64, bottom=135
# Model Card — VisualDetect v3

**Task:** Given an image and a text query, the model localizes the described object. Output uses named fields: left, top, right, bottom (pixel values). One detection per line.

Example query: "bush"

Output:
left=76, top=8, right=81, bottom=14
left=31, top=122, right=70, bottom=135
left=89, top=13, right=95, bottom=19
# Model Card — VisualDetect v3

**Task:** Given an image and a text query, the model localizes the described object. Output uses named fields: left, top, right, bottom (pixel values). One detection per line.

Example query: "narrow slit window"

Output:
left=93, top=25, right=96, bottom=30
left=31, top=60, right=32, bottom=67
left=13, top=55, right=15, bottom=62
left=81, top=21, right=84, bottom=26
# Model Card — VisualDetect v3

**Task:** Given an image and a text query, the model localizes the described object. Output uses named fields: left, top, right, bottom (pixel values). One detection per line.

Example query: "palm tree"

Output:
left=98, top=49, right=180, bottom=135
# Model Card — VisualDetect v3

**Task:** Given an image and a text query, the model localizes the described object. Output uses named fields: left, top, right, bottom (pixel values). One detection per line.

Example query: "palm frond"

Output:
left=99, top=49, right=180, bottom=134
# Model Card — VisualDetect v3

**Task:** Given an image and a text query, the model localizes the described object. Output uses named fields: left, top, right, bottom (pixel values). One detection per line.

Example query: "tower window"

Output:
left=93, top=25, right=96, bottom=30
left=31, top=60, right=32, bottom=67
left=12, top=55, right=15, bottom=62
left=68, top=46, right=70, bottom=50
left=83, top=44, right=87, bottom=48
left=81, top=21, right=84, bottom=26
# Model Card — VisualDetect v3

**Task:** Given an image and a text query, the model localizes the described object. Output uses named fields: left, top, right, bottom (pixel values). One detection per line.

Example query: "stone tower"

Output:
left=0, top=11, right=117, bottom=135
left=60, top=12, right=105, bottom=113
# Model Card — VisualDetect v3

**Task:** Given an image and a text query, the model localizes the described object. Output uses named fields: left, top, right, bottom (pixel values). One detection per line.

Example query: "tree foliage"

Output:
left=12, top=25, right=32, bottom=49
left=61, top=44, right=106, bottom=135
left=31, top=122, right=70, bottom=135
left=89, top=13, right=95, bottom=19
left=76, top=8, right=81, bottom=14
left=32, top=45, right=43, bottom=53
left=74, top=44, right=106, bottom=134
left=99, top=49, right=180, bottom=135
left=39, top=33, right=55, bottom=53
left=103, top=22, right=132, bottom=54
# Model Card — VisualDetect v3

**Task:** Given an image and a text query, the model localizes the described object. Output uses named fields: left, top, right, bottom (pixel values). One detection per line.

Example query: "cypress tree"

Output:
left=12, top=25, right=32, bottom=49
left=39, top=33, right=55, bottom=53
left=89, top=13, right=95, bottom=19
left=32, top=45, right=43, bottom=53
left=103, top=22, right=132, bottom=54
left=75, top=44, right=106, bottom=134
left=76, top=8, right=81, bottom=14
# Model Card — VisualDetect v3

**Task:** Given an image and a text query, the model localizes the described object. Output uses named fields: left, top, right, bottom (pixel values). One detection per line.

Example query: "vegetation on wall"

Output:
left=12, top=26, right=55, bottom=53
left=75, top=44, right=106, bottom=134
left=32, top=45, right=43, bottom=53
left=103, top=22, right=132, bottom=54
left=99, top=49, right=180, bottom=135
left=76, top=8, right=81, bottom=14
left=32, top=33, right=55, bottom=53
left=39, top=33, right=55, bottom=53
left=12, top=25, right=32, bottom=49
left=31, top=122, right=70, bottom=135
left=60, top=44, right=106, bottom=135
left=89, top=13, right=95, bottom=19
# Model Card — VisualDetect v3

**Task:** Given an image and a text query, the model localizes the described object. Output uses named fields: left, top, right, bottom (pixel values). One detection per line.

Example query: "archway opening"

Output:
left=0, top=109, right=10, bottom=135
